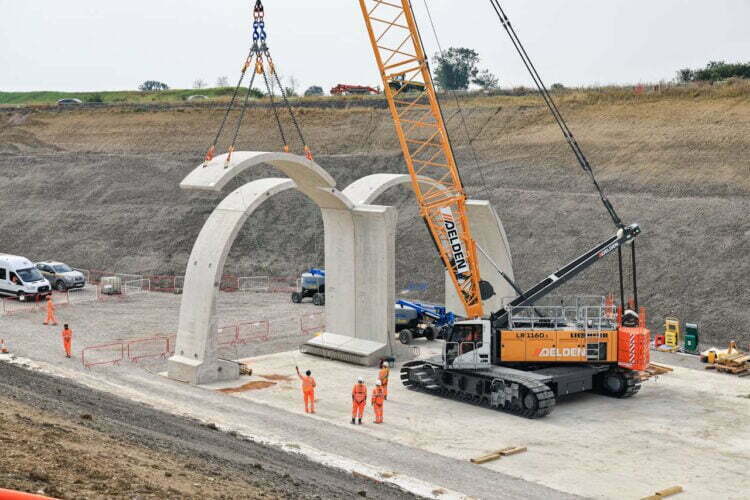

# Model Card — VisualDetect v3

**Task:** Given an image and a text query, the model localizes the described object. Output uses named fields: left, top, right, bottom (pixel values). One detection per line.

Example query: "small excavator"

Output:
left=358, top=0, right=651, bottom=417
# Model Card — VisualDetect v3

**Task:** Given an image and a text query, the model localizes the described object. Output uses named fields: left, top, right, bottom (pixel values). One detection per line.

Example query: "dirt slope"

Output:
left=1, top=91, right=748, bottom=346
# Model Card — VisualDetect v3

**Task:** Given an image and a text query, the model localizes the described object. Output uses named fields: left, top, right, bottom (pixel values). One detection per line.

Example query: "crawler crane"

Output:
left=358, top=0, right=650, bottom=417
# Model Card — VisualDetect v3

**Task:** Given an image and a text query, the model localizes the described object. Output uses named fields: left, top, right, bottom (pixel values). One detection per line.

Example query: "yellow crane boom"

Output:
left=358, top=0, right=485, bottom=318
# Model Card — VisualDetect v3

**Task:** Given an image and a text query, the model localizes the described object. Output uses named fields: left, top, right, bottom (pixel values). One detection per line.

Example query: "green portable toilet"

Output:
left=684, top=323, right=699, bottom=352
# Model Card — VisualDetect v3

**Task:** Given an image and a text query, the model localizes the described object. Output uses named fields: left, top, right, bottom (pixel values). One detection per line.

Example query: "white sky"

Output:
left=1, top=0, right=749, bottom=93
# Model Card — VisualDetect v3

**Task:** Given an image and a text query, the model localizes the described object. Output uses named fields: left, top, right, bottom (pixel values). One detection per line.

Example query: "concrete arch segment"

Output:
left=343, top=173, right=517, bottom=318
left=445, top=200, right=516, bottom=316
left=167, top=178, right=296, bottom=384
left=181, top=151, right=352, bottom=211
left=170, top=152, right=396, bottom=383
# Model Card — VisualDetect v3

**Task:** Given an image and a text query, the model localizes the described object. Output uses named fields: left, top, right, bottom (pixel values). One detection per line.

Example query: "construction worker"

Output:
left=43, top=296, right=57, bottom=326
left=351, top=376, right=367, bottom=425
left=372, top=379, right=385, bottom=424
left=295, top=366, right=316, bottom=413
left=61, top=324, right=73, bottom=358
left=378, top=360, right=390, bottom=400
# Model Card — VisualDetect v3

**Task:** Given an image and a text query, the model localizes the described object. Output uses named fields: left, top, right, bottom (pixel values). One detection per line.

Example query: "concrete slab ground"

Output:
left=210, top=350, right=750, bottom=500
left=2, top=291, right=749, bottom=499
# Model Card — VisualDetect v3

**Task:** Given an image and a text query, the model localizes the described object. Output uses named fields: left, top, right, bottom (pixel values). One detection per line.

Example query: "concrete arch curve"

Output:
left=170, top=153, right=398, bottom=384
left=343, top=173, right=517, bottom=315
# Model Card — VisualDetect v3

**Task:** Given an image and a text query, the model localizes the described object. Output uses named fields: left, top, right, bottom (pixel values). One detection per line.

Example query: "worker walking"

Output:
left=61, top=324, right=73, bottom=358
left=372, top=380, right=385, bottom=424
left=43, top=296, right=58, bottom=326
left=351, top=376, right=367, bottom=425
left=378, top=361, right=390, bottom=400
left=296, top=366, right=316, bottom=414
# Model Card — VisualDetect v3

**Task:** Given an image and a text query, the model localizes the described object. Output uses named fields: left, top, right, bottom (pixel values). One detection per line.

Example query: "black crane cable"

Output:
left=487, top=0, right=624, bottom=229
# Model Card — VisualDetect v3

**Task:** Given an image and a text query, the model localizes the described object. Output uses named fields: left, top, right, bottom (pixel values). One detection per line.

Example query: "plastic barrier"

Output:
left=1, top=297, right=39, bottom=316
left=217, top=324, right=240, bottom=346
left=220, top=275, right=240, bottom=292
left=149, top=275, right=179, bottom=293
left=126, top=336, right=171, bottom=362
left=237, top=320, right=270, bottom=343
left=269, top=276, right=298, bottom=293
left=239, top=276, right=270, bottom=292
left=124, top=278, right=150, bottom=296
left=300, top=312, right=325, bottom=336
left=82, top=342, right=125, bottom=368
left=67, top=285, right=101, bottom=304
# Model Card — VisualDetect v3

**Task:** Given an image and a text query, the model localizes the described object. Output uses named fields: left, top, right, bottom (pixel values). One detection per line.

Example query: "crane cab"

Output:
left=444, top=319, right=493, bottom=370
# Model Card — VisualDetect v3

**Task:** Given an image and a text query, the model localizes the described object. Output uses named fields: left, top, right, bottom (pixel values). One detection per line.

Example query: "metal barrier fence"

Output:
left=3, top=281, right=152, bottom=316
left=81, top=313, right=324, bottom=369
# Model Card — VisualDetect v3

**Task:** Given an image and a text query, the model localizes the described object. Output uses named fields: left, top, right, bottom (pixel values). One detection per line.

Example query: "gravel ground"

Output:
left=0, top=361, right=416, bottom=500
left=0, top=290, right=323, bottom=372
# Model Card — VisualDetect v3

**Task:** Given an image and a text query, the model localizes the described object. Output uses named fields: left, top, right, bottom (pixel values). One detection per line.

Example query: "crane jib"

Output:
left=440, top=207, right=469, bottom=274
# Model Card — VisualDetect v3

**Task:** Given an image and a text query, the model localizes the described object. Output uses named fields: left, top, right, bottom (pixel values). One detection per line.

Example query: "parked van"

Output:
left=0, top=254, right=52, bottom=301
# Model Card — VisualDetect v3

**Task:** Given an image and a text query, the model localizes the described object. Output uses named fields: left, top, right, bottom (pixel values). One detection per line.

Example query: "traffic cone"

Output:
left=0, top=339, right=9, bottom=354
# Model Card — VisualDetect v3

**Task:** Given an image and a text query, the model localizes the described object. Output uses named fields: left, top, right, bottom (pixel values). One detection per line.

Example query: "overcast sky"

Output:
left=2, top=0, right=749, bottom=93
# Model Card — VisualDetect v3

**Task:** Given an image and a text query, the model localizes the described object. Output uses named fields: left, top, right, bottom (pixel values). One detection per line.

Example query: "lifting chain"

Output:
left=203, top=0, right=313, bottom=167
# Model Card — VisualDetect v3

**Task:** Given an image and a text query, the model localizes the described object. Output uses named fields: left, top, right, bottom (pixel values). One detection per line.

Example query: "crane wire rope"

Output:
left=419, top=0, right=495, bottom=202
left=203, top=0, right=312, bottom=167
left=487, top=0, right=623, bottom=229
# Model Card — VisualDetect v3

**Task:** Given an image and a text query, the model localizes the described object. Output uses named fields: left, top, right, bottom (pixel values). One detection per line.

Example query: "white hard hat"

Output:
left=376, top=380, right=382, bottom=386
left=357, top=376, right=364, bottom=383
left=382, top=361, right=389, bottom=368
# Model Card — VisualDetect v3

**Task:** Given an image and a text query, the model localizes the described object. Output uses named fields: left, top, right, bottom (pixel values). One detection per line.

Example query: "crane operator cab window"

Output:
left=447, top=324, right=484, bottom=362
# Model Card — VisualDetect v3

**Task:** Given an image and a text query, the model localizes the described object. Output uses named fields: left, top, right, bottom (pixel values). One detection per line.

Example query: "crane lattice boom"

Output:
left=359, top=0, right=485, bottom=318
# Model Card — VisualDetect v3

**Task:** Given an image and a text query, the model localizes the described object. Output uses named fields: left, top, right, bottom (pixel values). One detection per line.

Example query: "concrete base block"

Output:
left=167, top=355, right=240, bottom=385
left=300, top=333, right=390, bottom=366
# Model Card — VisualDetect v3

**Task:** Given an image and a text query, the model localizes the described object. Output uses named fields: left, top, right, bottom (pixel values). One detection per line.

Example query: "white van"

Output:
left=0, top=254, right=52, bottom=301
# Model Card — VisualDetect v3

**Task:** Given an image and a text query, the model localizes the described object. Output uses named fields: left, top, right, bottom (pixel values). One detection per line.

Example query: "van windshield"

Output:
left=17, top=268, right=44, bottom=283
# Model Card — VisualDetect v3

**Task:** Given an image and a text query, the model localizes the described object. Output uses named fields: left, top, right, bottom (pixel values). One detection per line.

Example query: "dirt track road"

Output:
left=0, top=361, right=416, bottom=499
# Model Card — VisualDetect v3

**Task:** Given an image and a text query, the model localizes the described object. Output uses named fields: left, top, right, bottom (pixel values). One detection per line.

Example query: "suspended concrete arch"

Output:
left=168, top=153, right=517, bottom=384
left=169, top=152, right=398, bottom=384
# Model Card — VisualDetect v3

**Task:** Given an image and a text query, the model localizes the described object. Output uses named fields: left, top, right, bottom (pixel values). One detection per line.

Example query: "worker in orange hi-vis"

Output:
left=43, top=296, right=58, bottom=326
left=378, top=361, right=390, bottom=400
left=351, top=376, right=367, bottom=425
left=372, top=380, right=385, bottom=424
left=61, top=324, right=73, bottom=358
left=295, top=366, right=316, bottom=413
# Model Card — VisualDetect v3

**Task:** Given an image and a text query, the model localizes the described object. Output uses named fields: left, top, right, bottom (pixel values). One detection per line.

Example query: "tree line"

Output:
left=677, top=61, right=750, bottom=83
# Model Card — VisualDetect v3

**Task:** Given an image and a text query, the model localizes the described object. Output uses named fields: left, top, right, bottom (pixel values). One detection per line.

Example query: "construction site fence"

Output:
left=73, top=267, right=300, bottom=294
left=2, top=280, right=151, bottom=316
left=81, top=312, right=325, bottom=369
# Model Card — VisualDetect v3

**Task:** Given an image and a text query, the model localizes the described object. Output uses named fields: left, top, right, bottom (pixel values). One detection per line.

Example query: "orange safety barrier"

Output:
left=217, top=324, right=240, bottom=346
left=300, top=312, right=325, bottom=336
left=236, top=320, right=270, bottom=343
left=82, top=341, right=125, bottom=368
left=126, top=336, right=172, bottom=362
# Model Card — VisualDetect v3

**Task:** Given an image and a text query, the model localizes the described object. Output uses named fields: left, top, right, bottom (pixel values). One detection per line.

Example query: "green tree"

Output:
left=304, top=85, right=324, bottom=97
left=676, top=68, right=695, bottom=83
left=472, top=69, right=499, bottom=90
left=138, top=80, right=169, bottom=91
left=433, top=47, right=480, bottom=90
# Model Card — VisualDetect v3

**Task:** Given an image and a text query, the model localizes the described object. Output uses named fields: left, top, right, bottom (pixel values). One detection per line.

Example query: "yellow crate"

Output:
left=664, top=317, right=680, bottom=347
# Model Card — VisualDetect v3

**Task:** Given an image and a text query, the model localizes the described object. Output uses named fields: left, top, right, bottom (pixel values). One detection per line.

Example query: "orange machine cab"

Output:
left=498, top=301, right=650, bottom=371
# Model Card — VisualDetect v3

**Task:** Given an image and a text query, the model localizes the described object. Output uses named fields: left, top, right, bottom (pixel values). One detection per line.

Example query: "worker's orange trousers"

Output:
left=43, top=311, right=57, bottom=326
left=303, top=389, right=315, bottom=413
left=373, top=403, right=384, bottom=423
left=352, top=400, right=366, bottom=419
left=382, top=384, right=388, bottom=399
left=63, top=339, right=72, bottom=358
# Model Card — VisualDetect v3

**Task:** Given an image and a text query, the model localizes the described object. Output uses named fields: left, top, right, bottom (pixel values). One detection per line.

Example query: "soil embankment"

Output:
left=1, top=92, right=748, bottom=346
